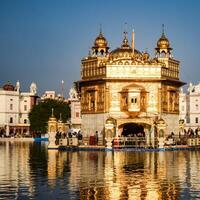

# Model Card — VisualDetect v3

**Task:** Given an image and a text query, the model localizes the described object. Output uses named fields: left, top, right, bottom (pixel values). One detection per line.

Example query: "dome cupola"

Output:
left=110, top=31, right=141, bottom=58
left=3, top=81, right=15, bottom=91
left=92, top=26, right=109, bottom=56
left=94, top=32, right=108, bottom=48
left=155, top=24, right=172, bottom=58
left=157, top=32, right=170, bottom=49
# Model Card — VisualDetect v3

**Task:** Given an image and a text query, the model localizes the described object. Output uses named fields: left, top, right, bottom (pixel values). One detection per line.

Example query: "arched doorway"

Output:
left=120, top=123, right=145, bottom=137
left=115, top=122, right=155, bottom=148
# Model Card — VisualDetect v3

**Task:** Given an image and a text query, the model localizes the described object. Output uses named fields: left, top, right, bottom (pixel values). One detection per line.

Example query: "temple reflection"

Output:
left=46, top=150, right=200, bottom=200
left=2, top=142, right=199, bottom=199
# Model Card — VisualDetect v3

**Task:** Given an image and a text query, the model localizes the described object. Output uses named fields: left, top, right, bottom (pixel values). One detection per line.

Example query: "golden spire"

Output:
left=58, top=113, right=63, bottom=122
left=51, top=108, right=54, bottom=117
left=156, top=24, right=170, bottom=49
left=162, top=24, right=165, bottom=37
left=100, top=23, right=102, bottom=35
left=124, top=22, right=128, bottom=41
left=49, top=107, right=56, bottom=121
left=121, top=23, right=130, bottom=48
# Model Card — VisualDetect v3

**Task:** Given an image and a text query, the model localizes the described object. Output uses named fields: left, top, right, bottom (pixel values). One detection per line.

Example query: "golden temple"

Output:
left=77, top=25, right=185, bottom=143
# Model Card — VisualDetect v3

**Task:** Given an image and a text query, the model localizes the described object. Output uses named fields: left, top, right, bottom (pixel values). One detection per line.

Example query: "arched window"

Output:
left=10, top=117, right=13, bottom=123
left=100, top=49, right=104, bottom=55
left=161, top=51, right=166, bottom=58
left=135, top=98, right=137, bottom=103
left=131, top=98, right=137, bottom=104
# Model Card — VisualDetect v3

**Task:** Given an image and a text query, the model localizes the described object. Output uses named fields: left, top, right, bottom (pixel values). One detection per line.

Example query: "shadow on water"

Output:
left=0, top=142, right=200, bottom=199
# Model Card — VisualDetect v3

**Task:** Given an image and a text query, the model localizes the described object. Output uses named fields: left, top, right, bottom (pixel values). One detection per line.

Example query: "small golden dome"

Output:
left=106, top=117, right=116, bottom=124
left=143, top=51, right=150, bottom=60
left=94, top=32, right=108, bottom=48
left=157, top=25, right=170, bottom=49
left=157, top=34, right=170, bottom=49
left=110, top=31, right=141, bottom=57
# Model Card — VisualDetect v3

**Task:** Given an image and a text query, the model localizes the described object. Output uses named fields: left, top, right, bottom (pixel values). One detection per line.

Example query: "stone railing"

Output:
left=56, top=135, right=200, bottom=148
left=113, top=137, right=147, bottom=148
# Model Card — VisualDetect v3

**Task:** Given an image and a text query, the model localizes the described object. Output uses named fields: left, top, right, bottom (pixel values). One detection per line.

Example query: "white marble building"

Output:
left=179, top=83, right=200, bottom=130
left=0, top=81, right=38, bottom=136
left=41, top=91, right=64, bottom=101
left=68, top=87, right=81, bottom=131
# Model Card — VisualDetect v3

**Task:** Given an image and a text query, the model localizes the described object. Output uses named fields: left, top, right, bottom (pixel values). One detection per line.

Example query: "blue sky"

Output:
left=0, top=0, right=200, bottom=96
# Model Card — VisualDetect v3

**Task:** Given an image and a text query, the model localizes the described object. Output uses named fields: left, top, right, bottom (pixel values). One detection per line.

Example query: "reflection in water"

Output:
left=0, top=142, right=200, bottom=199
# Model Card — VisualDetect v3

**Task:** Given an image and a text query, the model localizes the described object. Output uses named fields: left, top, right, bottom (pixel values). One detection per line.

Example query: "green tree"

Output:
left=29, top=99, right=70, bottom=133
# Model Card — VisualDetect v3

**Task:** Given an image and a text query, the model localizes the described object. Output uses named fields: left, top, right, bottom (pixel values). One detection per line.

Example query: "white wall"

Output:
left=0, top=89, right=35, bottom=129
left=179, top=83, right=200, bottom=129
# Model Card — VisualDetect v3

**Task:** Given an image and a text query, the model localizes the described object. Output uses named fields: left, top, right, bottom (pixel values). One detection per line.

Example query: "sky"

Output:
left=0, top=0, right=200, bottom=97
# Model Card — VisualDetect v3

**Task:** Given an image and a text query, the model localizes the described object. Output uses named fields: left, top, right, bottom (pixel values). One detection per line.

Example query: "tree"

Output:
left=29, top=99, right=70, bottom=133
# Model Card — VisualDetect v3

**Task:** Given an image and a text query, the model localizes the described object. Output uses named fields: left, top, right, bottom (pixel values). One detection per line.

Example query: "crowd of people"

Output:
left=182, top=127, right=200, bottom=136
left=55, top=130, right=82, bottom=145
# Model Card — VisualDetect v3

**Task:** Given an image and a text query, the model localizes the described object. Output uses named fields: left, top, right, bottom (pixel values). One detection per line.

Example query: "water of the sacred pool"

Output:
left=0, top=141, right=199, bottom=200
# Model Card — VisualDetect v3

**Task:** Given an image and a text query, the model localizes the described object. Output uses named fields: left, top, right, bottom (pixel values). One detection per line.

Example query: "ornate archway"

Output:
left=120, top=123, right=145, bottom=137
left=118, top=122, right=151, bottom=137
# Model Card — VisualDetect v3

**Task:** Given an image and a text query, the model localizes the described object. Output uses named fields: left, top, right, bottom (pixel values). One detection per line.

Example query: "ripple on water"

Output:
left=0, top=143, right=200, bottom=199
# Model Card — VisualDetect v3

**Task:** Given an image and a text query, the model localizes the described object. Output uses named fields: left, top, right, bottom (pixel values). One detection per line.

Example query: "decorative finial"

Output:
left=100, top=23, right=102, bottom=34
left=122, top=22, right=129, bottom=47
left=51, top=108, right=54, bottom=117
left=124, top=22, right=128, bottom=38
left=162, top=24, right=165, bottom=36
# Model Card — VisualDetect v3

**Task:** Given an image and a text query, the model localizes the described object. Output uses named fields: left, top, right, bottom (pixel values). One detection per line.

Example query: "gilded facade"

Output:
left=77, top=27, right=185, bottom=138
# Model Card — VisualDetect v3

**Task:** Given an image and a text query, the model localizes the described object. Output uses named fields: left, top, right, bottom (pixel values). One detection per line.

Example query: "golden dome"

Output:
left=157, top=25, right=170, bottom=49
left=106, top=117, right=116, bottom=124
left=157, top=34, right=170, bottom=49
left=94, top=32, right=108, bottom=48
left=110, top=48, right=141, bottom=56
left=110, top=32, right=141, bottom=57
